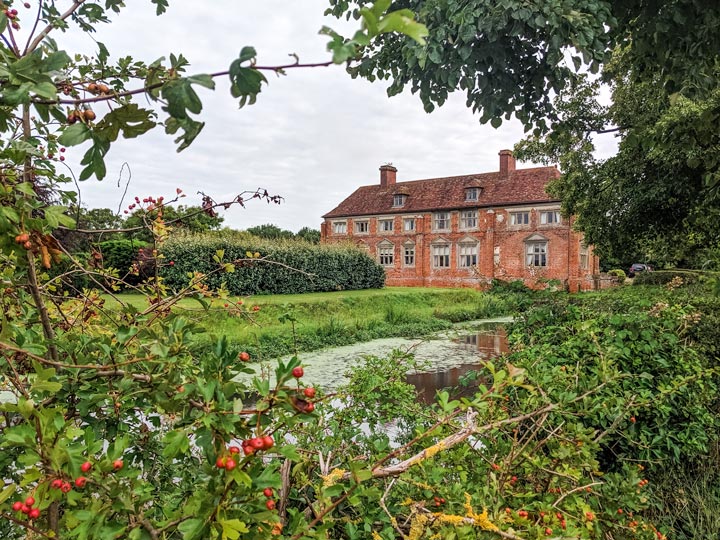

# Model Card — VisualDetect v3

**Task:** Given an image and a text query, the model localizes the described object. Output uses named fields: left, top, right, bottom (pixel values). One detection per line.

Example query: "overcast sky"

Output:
left=54, top=0, right=617, bottom=232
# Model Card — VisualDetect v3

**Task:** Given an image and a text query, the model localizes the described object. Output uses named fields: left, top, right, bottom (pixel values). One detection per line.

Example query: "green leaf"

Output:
left=377, top=10, right=428, bottom=44
left=94, top=103, right=157, bottom=141
left=162, top=429, right=189, bottom=458
left=58, top=123, right=92, bottom=147
left=220, top=519, right=249, bottom=540
left=0, top=484, right=16, bottom=504
left=178, top=518, right=206, bottom=540
left=165, top=116, right=205, bottom=152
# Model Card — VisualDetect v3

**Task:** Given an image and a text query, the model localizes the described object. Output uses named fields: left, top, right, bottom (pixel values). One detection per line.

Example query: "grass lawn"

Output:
left=101, top=286, right=528, bottom=360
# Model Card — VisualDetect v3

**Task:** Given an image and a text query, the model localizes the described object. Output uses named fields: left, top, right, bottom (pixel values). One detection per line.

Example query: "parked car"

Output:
left=628, top=263, right=653, bottom=278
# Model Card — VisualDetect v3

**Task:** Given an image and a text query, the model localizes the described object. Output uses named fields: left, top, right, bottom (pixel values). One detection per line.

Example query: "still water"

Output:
left=265, top=317, right=511, bottom=398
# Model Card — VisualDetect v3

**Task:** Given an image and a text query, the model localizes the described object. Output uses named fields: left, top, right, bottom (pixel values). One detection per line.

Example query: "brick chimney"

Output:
left=499, top=149, right=515, bottom=177
left=379, top=164, right=397, bottom=186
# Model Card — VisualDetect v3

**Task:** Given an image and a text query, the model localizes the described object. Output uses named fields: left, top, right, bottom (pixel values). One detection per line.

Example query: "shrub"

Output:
left=633, top=269, right=702, bottom=286
left=97, top=239, right=148, bottom=285
left=159, top=232, right=385, bottom=295
left=608, top=268, right=626, bottom=282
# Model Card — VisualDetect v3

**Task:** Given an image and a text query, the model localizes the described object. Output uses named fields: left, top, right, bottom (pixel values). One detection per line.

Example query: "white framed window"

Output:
left=378, top=219, right=394, bottom=233
left=526, top=241, right=548, bottom=267
left=465, top=187, right=480, bottom=201
left=403, top=243, right=415, bottom=267
left=378, top=243, right=394, bottom=266
left=403, top=218, right=416, bottom=232
left=510, top=212, right=530, bottom=226
left=458, top=242, right=478, bottom=268
left=392, top=194, right=407, bottom=207
left=433, top=212, right=450, bottom=231
left=354, top=220, right=369, bottom=234
left=432, top=243, right=450, bottom=268
left=460, top=210, right=478, bottom=230
left=540, top=210, right=561, bottom=225
left=332, top=221, right=347, bottom=234
left=580, top=243, right=589, bottom=270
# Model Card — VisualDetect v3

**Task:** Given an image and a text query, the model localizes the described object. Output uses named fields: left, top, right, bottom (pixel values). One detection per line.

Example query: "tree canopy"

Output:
left=328, top=0, right=720, bottom=134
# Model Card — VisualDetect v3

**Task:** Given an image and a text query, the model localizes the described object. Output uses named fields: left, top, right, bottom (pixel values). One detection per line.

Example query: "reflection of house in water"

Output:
left=406, top=327, right=508, bottom=404
left=456, top=327, right=509, bottom=359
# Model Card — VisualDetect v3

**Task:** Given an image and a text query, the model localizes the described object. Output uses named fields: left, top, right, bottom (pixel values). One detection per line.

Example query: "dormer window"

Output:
left=392, top=194, right=407, bottom=207
left=465, top=187, right=481, bottom=201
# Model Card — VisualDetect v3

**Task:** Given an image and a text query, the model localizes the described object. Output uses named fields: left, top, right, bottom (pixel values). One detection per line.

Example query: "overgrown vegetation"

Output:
left=108, top=286, right=527, bottom=360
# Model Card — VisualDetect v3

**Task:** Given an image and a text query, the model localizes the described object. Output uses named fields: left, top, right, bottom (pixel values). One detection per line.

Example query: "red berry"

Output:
left=80, top=461, right=92, bottom=473
left=60, top=156, right=65, bottom=161
left=545, top=527, right=552, bottom=536
left=21, top=505, right=30, bottom=514
left=228, top=446, right=240, bottom=454
left=261, top=435, right=274, bottom=449
left=292, top=366, right=304, bottom=378
left=305, top=402, right=315, bottom=413
left=250, top=437, right=264, bottom=450
left=238, top=351, right=250, bottom=362
left=113, top=459, right=124, bottom=470
left=263, top=487, right=273, bottom=498
left=303, top=387, right=316, bottom=398
left=618, top=508, right=624, bottom=514
left=630, top=416, right=636, bottom=423
left=243, top=445, right=254, bottom=456
left=24, top=496, right=35, bottom=507
left=225, top=458, right=237, bottom=471
left=61, top=482, right=72, bottom=493
left=74, top=476, right=87, bottom=488
left=29, top=508, right=40, bottom=519
left=60, top=147, right=66, bottom=152
left=266, top=499, right=276, bottom=510
left=12, top=501, right=23, bottom=512
left=169, top=261, right=174, bottom=266
left=216, top=457, right=226, bottom=469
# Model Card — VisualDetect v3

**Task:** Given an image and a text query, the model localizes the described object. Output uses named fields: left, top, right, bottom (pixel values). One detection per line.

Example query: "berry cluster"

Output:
left=67, top=108, right=96, bottom=124
left=4, top=7, right=19, bottom=30
left=11, top=496, right=40, bottom=520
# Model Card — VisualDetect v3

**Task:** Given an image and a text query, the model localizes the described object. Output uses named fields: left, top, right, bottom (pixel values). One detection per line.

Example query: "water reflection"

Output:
left=406, top=327, right=508, bottom=404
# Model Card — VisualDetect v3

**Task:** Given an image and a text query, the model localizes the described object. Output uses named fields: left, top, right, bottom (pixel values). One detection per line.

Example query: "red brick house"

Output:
left=320, top=150, right=599, bottom=291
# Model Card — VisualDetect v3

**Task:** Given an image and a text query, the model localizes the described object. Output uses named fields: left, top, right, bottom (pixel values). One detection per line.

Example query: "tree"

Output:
left=327, top=0, right=720, bottom=133
left=296, top=226, right=320, bottom=244
left=245, top=223, right=294, bottom=241
left=515, top=52, right=720, bottom=267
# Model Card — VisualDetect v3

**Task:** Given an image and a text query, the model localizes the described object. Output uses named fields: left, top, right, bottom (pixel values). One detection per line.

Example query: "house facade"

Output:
left=321, top=150, right=599, bottom=291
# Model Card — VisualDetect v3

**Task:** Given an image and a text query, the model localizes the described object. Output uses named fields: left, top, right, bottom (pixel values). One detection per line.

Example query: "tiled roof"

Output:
left=322, top=166, right=560, bottom=218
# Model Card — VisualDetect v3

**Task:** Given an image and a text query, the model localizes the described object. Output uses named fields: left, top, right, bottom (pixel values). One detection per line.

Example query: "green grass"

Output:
left=103, top=287, right=529, bottom=360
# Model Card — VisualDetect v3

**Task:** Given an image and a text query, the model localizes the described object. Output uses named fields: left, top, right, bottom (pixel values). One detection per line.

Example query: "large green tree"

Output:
left=515, top=52, right=720, bottom=267
left=327, top=0, right=720, bottom=133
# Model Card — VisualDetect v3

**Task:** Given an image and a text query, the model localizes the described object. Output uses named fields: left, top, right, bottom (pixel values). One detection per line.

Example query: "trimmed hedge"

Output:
left=159, top=232, right=385, bottom=295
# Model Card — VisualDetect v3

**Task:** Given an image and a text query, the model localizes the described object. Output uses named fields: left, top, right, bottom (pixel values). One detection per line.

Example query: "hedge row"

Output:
left=159, top=233, right=385, bottom=295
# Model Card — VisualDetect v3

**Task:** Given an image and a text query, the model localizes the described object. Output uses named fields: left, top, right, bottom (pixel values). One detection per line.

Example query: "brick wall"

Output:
left=322, top=205, right=599, bottom=291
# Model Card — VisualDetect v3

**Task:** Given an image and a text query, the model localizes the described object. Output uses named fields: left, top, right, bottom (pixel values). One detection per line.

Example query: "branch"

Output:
left=32, top=60, right=335, bottom=106
left=26, top=0, right=88, bottom=54
left=59, top=189, right=278, bottom=235
left=0, top=512, right=52, bottom=538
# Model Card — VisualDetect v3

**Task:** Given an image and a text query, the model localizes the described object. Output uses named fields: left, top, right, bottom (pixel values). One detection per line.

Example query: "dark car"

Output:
left=628, top=263, right=652, bottom=278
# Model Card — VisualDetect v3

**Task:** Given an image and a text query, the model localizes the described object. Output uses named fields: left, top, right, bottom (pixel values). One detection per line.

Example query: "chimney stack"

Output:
left=499, top=149, right=516, bottom=177
left=379, top=164, right=397, bottom=187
